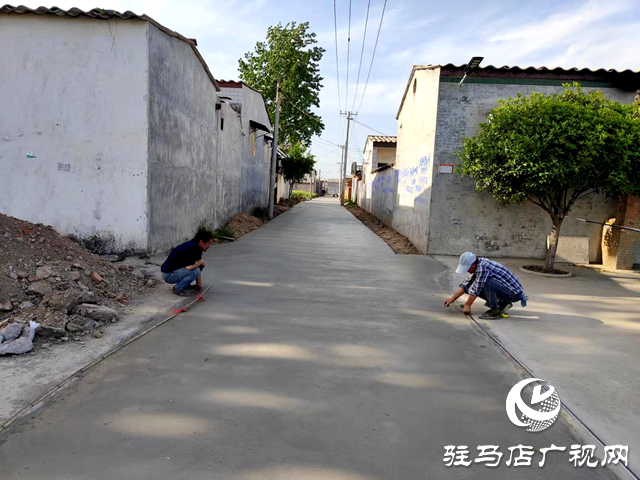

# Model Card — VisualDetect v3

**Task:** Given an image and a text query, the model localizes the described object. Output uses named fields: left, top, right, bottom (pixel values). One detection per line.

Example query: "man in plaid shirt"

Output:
left=444, top=252, right=528, bottom=320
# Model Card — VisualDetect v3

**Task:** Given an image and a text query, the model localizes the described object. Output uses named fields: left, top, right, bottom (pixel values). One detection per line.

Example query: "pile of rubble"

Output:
left=0, top=213, right=156, bottom=355
left=227, top=213, right=265, bottom=238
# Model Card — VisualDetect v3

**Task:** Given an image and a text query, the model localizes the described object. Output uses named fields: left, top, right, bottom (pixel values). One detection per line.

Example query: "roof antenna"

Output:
left=459, top=56, right=484, bottom=86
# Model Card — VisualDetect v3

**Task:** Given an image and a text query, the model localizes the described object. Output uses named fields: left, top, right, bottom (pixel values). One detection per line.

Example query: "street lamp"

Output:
left=459, top=56, right=484, bottom=86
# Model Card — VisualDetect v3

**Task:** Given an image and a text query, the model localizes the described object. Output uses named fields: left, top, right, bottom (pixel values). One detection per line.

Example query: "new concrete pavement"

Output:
left=0, top=198, right=623, bottom=479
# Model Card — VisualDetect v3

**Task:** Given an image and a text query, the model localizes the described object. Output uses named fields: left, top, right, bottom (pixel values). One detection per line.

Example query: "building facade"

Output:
left=0, top=6, right=273, bottom=253
left=358, top=64, right=640, bottom=263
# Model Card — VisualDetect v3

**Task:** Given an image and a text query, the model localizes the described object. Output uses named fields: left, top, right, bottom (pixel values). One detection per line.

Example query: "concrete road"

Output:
left=0, top=198, right=622, bottom=479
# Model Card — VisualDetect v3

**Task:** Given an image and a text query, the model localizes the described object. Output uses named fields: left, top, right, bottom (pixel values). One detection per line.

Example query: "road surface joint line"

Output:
left=467, top=312, right=639, bottom=480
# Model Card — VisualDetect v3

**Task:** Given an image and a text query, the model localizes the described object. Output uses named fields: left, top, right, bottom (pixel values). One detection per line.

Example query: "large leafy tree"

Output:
left=457, top=83, right=640, bottom=272
left=238, top=22, right=325, bottom=148
left=280, top=142, right=316, bottom=191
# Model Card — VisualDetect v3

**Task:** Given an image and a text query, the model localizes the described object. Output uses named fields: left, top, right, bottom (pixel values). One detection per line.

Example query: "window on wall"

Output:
left=250, top=127, right=256, bottom=157
left=264, top=143, right=269, bottom=164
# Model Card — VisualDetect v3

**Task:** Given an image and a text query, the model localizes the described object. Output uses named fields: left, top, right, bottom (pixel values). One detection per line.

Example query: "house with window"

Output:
left=356, top=135, right=396, bottom=213
left=358, top=63, right=640, bottom=265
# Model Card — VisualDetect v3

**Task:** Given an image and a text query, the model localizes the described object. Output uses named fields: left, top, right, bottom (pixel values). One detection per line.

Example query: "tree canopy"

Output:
left=280, top=142, right=316, bottom=189
left=457, top=83, right=640, bottom=271
left=238, top=22, right=325, bottom=148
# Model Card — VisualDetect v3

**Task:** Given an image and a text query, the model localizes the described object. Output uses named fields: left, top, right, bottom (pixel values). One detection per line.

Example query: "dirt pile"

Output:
left=346, top=205, right=421, bottom=255
left=0, top=213, right=154, bottom=355
left=227, top=213, right=265, bottom=239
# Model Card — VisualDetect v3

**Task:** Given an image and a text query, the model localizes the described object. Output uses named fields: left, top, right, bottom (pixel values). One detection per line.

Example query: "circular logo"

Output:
left=506, top=378, right=561, bottom=433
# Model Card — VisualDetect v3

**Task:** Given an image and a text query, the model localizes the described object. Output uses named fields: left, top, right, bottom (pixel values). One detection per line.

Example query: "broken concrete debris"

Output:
left=0, top=212, right=157, bottom=356
left=0, top=321, right=39, bottom=355
left=73, top=304, right=119, bottom=323
left=0, top=322, right=23, bottom=342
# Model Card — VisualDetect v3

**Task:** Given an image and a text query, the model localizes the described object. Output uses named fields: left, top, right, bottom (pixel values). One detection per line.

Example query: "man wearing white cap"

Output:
left=444, top=252, right=528, bottom=320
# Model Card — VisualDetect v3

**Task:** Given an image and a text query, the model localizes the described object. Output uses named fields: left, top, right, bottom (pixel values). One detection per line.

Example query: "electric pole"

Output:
left=268, top=82, right=282, bottom=220
left=340, top=111, right=355, bottom=206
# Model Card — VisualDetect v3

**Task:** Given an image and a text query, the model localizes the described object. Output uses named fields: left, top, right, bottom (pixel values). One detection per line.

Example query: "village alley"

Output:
left=0, top=198, right=621, bottom=480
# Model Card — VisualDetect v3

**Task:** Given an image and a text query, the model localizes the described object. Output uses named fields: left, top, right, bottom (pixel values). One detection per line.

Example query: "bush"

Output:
left=291, top=190, right=312, bottom=199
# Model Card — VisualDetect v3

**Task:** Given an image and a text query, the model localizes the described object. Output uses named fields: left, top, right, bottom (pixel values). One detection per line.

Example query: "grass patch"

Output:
left=209, top=225, right=235, bottom=240
left=291, top=190, right=317, bottom=199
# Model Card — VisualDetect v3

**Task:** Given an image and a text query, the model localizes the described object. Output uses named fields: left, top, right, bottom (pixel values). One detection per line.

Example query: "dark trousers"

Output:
left=463, top=277, right=522, bottom=310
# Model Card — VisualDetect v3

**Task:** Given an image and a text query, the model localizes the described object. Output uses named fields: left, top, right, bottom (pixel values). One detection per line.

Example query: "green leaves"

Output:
left=280, top=142, right=316, bottom=187
left=457, top=83, right=640, bottom=215
left=238, top=22, right=325, bottom=148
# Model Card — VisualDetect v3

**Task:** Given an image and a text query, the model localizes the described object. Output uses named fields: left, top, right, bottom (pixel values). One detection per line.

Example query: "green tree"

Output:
left=238, top=22, right=325, bottom=148
left=457, top=83, right=640, bottom=272
left=280, top=142, right=316, bottom=191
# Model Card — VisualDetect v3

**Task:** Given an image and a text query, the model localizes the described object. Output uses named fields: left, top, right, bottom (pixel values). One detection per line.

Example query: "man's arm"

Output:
left=444, top=288, right=465, bottom=307
left=186, top=259, right=204, bottom=270
left=462, top=295, right=477, bottom=315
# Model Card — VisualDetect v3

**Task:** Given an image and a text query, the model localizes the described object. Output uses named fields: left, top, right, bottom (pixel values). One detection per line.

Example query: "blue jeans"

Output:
left=162, top=267, right=200, bottom=292
left=463, top=277, right=523, bottom=310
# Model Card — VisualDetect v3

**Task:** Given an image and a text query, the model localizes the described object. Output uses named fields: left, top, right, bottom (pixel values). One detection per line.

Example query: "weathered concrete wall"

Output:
left=427, top=81, right=637, bottom=262
left=147, top=23, right=218, bottom=250
left=147, top=27, right=270, bottom=251
left=389, top=68, right=441, bottom=253
left=237, top=85, right=271, bottom=213
left=0, top=16, right=149, bottom=251
left=367, top=168, right=397, bottom=226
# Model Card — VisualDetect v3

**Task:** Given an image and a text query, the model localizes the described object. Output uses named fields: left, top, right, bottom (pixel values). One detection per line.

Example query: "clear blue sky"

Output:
left=35, top=0, right=640, bottom=179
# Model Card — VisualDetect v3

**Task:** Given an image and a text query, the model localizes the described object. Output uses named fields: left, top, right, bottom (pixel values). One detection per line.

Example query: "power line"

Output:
left=345, top=0, right=352, bottom=109
left=352, top=118, right=389, bottom=136
left=333, top=0, right=342, bottom=113
left=351, top=0, right=371, bottom=112
left=356, top=0, right=387, bottom=114
left=350, top=122, right=364, bottom=160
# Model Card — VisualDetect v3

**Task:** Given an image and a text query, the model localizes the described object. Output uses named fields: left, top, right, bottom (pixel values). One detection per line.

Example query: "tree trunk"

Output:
left=545, top=215, right=564, bottom=272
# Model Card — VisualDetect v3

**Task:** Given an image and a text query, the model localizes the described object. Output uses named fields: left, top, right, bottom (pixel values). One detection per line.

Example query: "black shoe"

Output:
left=479, top=309, right=501, bottom=320
left=499, top=302, right=513, bottom=314
left=172, top=286, right=191, bottom=297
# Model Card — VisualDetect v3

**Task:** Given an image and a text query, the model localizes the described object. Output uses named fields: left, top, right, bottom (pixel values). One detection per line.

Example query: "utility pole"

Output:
left=268, top=82, right=282, bottom=220
left=340, top=111, right=355, bottom=206
left=309, top=169, right=313, bottom=200
left=338, top=145, right=345, bottom=201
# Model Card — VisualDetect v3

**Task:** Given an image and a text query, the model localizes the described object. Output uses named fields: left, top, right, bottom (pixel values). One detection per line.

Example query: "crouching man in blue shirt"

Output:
left=444, top=252, right=528, bottom=320
left=161, top=228, right=214, bottom=297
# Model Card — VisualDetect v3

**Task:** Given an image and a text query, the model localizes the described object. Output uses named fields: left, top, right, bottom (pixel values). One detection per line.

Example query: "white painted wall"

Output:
left=0, top=16, right=149, bottom=251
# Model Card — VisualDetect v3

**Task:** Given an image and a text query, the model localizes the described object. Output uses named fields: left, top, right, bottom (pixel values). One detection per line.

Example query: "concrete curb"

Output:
left=0, top=286, right=211, bottom=436
left=519, top=266, right=573, bottom=278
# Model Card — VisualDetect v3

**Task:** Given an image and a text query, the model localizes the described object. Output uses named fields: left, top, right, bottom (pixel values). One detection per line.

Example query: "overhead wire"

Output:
left=333, top=0, right=342, bottom=113
left=351, top=0, right=371, bottom=112
left=345, top=0, right=352, bottom=112
left=356, top=0, right=388, bottom=114
left=352, top=118, right=389, bottom=136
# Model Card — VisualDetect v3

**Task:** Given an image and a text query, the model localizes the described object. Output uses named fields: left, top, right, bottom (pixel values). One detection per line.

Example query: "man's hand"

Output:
left=444, top=298, right=454, bottom=307
left=463, top=304, right=471, bottom=315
